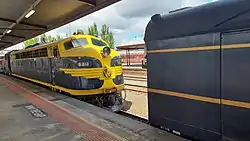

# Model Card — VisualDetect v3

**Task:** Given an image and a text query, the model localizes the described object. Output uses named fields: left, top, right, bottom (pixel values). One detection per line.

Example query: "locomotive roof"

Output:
left=11, top=34, right=107, bottom=54
left=144, top=0, right=250, bottom=41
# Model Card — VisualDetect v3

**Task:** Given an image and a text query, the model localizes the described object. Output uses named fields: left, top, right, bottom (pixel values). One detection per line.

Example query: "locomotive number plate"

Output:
left=104, top=88, right=117, bottom=94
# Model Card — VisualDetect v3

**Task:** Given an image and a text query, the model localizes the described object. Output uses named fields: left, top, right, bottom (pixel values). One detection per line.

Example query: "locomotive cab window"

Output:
left=72, top=38, right=88, bottom=47
left=64, top=41, right=74, bottom=50
left=64, top=38, right=88, bottom=50
left=91, top=38, right=107, bottom=46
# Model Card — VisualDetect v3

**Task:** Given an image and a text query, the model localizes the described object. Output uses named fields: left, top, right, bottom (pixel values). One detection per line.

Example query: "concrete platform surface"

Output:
left=0, top=80, right=84, bottom=141
left=0, top=74, right=189, bottom=141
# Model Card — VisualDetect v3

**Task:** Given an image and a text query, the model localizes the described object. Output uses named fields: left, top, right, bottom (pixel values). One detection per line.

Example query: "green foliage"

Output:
left=24, top=34, right=62, bottom=48
left=41, top=33, right=46, bottom=39
left=87, top=23, right=98, bottom=37
left=56, top=34, right=62, bottom=40
left=40, top=34, right=57, bottom=43
left=87, top=23, right=115, bottom=49
left=23, top=36, right=39, bottom=48
left=47, top=35, right=56, bottom=42
left=100, top=24, right=114, bottom=49
left=76, top=29, right=84, bottom=34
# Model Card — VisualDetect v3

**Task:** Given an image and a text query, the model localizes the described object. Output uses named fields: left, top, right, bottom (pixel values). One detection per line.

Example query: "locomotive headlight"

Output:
left=102, top=47, right=111, bottom=57
left=111, top=56, right=122, bottom=66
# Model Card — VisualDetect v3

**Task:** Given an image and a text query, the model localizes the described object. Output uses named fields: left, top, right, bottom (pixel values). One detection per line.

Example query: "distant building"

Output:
left=116, top=43, right=146, bottom=66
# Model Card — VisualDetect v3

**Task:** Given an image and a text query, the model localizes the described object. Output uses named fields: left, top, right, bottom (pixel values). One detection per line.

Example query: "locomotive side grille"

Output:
left=60, top=68, right=103, bottom=78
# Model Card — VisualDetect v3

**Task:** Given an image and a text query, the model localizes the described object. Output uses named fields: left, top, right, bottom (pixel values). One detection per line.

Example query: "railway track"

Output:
left=124, top=75, right=147, bottom=79
left=123, top=68, right=147, bottom=76
left=124, top=75, right=147, bottom=82
left=124, top=83, right=147, bottom=93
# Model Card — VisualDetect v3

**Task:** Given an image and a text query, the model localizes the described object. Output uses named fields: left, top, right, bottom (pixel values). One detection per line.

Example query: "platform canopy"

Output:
left=116, top=43, right=145, bottom=50
left=0, top=0, right=120, bottom=49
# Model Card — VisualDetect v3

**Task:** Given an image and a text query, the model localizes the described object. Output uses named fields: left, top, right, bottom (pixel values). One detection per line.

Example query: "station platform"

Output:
left=0, top=74, right=188, bottom=141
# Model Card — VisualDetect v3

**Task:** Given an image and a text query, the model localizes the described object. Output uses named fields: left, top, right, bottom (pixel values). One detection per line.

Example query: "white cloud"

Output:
left=47, top=0, right=216, bottom=46
left=2, top=0, right=216, bottom=53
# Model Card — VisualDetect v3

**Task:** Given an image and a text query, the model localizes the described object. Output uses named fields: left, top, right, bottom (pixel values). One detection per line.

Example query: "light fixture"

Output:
left=6, top=30, right=12, bottom=34
left=25, top=10, right=36, bottom=18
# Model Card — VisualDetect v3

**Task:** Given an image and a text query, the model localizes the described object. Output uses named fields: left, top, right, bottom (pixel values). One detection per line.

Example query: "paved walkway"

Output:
left=0, top=74, right=188, bottom=141
left=0, top=79, right=85, bottom=141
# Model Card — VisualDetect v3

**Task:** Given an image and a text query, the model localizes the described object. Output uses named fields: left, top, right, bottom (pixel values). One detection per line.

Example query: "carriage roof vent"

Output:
left=169, top=7, right=192, bottom=13
left=151, top=14, right=162, bottom=22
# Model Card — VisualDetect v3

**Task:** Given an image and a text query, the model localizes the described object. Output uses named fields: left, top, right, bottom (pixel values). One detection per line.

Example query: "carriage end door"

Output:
left=221, top=30, right=250, bottom=141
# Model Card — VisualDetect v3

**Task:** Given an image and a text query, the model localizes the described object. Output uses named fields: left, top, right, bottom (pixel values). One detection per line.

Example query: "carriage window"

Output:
left=53, top=47, right=60, bottom=57
left=39, top=48, right=48, bottom=57
left=91, top=38, right=107, bottom=46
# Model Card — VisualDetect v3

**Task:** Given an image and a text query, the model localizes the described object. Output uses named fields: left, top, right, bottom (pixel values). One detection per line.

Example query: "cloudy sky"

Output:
left=6, top=0, right=217, bottom=51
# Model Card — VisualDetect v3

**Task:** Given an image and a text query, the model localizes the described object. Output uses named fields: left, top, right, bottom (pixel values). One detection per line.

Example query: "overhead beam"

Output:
left=0, top=17, right=46, bottom=29
left=78, top=0, right=96, bottom=6
left=4, top=34, right=25, bottom=39
left=0, top=27, right=45, bottom=31
left=20, top=21, right=47, bottom=29
left=1, top=0, right=43, bottom=39
left=0, top=40, right=13, bottom=44
left=0, top=17, right=15, bottom=23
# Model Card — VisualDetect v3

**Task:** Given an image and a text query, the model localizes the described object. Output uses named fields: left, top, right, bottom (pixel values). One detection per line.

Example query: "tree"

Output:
left=87, top=23, right=115, bottom=49
left=24, top=33, right=60, bottom=48
left=100, top=24, right=114, bottom=49
left=47, top=35, right=56, bottom=42
left=40, top=33, right=57, bottom=43
left=77, top=29, right=84, bottom=34
left=56, top=34, right=62, bottom=41
left=24, top=36, right=39, bottom=48
left=88, top=23, right=98, bottom=37
left=40, top=34, right=47, bottom=43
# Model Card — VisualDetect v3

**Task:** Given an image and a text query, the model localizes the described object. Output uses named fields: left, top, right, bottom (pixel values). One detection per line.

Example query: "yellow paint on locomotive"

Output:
left=10, top=34, right=124, bottom=96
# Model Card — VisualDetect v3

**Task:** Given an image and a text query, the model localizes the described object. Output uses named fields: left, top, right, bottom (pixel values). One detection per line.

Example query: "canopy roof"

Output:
left=0, top=0, right=119, bottom=49
left=116, top=43, right=145, bottom=50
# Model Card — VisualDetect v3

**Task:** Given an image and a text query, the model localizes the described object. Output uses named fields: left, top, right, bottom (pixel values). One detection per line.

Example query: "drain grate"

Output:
left=24, top=104, right=47, bottom=118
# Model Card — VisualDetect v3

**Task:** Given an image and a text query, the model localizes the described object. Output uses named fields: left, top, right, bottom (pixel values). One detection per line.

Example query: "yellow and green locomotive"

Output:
left=9, top=34, right=124, bottom=111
